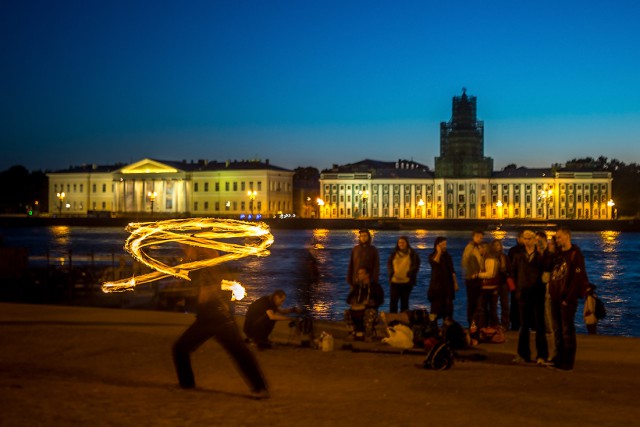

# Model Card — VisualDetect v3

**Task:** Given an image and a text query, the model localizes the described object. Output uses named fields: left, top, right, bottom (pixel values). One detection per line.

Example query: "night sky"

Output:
left=2, top=0, right=639, bottom=172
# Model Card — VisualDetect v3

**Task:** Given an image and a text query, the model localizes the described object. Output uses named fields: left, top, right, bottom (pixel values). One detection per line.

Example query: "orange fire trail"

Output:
left=101, top=218, right=273, bottom=293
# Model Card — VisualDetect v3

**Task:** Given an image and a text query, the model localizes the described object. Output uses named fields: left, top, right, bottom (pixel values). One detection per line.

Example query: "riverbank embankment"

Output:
left=1, top=303, right=639, bottom=426
left=2, top=214, right=640, bottom=231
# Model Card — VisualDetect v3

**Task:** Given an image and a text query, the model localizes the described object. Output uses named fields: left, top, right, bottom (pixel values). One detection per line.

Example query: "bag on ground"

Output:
left=383, top=324, right=414, bottom=349
left=423, top=342, right=454, bottom=370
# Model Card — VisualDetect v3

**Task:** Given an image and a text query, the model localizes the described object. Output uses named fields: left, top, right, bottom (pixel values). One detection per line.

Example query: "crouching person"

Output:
left=345, top=267, right=384, bottom=342
left=243, top=290, right=302, bottom=349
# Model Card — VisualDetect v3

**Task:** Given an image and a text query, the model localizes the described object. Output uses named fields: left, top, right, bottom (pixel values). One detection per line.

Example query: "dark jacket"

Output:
left=428, top=251, right=456, bottom=301
left=347, top=238, right=380, bottom=286
left=548, top=244, right=589, bottom=304
left=346, top=280, right=384, bottom=309
left=387, top=248, right=421, bottom=286
left=512, top=249, right=545, bottom=299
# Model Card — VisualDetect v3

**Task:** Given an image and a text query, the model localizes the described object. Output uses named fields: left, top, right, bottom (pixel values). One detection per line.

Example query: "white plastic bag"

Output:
left=382, top=324, right=414, bottom=349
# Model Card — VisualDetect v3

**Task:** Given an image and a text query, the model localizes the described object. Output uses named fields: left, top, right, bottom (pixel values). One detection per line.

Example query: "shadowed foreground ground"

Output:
left=1, top=303, right=639, bottom=426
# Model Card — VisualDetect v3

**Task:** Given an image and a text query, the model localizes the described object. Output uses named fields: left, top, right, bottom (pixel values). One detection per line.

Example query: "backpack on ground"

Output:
left=441, top=320, right=467, bottom=350
left=422, top=342, right=454, bottom=370
left=595, top=297, right=607, bottom=320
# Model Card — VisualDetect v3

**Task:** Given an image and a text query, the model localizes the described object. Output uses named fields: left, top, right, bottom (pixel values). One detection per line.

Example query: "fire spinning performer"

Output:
left=172, top=245, right=270, bottom=399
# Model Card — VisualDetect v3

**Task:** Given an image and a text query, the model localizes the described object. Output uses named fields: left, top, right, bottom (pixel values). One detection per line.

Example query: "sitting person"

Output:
left=243, top=290, right=302, bottom=349
left=345, top=267, right=384, bottom=342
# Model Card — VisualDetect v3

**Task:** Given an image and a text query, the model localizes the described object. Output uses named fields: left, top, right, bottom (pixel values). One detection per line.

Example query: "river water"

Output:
left=2, top=226, right=639, bottom=337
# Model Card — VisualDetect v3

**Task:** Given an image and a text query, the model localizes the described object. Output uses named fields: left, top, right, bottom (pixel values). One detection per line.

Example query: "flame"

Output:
left=102, top=218, right=273, bottom=293
left=221, top=279, right=246, bottom=301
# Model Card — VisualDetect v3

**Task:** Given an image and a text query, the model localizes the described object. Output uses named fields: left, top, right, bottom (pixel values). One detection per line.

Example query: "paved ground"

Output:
left=1, top=302, right=639, bottom=426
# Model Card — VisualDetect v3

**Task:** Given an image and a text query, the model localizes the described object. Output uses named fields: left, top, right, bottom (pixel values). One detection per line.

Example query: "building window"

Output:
left=241, top=182, right=246, bottom=191
left=241, top=201, right=245, bottom=210
left=215, top=202, right=220, bottom=211
left=233, top=182, right=238, bottom=191
left=458, top=184, right=464, bottom=191
left=102, top=184, right=107, bottom=192
left=194, top=202, right=198, bottom=211
left=458, top=195, right=465, bottom=204
left=225, top=182, right=230, bottom=191
left=257, top=201, right=262, bottom=211
left=233, top=202, right=237, bottom=210
left=257, top=181, right=262, bottom=191
left=194, top=183, right=199, bottom=192
left=204, top=201, right=209, bottom=211
left=215, top=182, right=220, bottom=192
left=503, top=184, right=508, bottom=193
left=102, top=202, right=106, bottom=209
left=92, top=184, right=96, bottom=192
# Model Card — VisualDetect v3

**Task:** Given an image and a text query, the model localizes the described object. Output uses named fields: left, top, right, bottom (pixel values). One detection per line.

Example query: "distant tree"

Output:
left=0, top=165, right=49, bottom=214
left=503, top=163, right=518, bottom=171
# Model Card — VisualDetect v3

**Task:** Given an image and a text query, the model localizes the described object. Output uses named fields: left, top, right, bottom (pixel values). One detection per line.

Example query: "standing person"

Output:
left=491, top=239, right=511, bottom=330
left=427, top=237, right=458, bottom=327
left=172, top=246, right=269, bottom=398
left=243, top=290, right=303, bottom=349
left=387, top=236, right=421, bottom=313
left=347, top=229, right=380, bottom=287
left=583, top=283, right=599, bottom=335
left=461, top=230, right=484, bottom=328
left=548, top=227, right=589, bottom=371
left=507, top=231, right=525, bottom=330
left=542, top=236, right=558, bottom=363
left=345, top=267, right=384, bottom=342
left=511, top=230, right=548, bottom=365
left=474, top=242, right=500, bottom=329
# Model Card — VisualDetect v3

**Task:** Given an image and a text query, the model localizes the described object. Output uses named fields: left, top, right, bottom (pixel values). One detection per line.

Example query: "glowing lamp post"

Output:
left=56, top=192, right=65, bottom=216
left=247, top=190, right=258, bottom=215
left=607, top=199, right=615, bottom=219
left=538, top=187, right=553, bottom=220
left=418, top=198, right=425, bottom=218
left=358, top=190, right=369, bottom=217
left=496, top=200, right=503, bottom=219
left=316, top=198, right=325, bottom=219
left=147, top=191, right=157, bottom=213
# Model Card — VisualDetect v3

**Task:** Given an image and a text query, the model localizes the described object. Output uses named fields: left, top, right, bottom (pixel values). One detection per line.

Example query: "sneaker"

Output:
left=512, top=356, right=530, bottom=364
left=537, top=358, right=553, bottom=366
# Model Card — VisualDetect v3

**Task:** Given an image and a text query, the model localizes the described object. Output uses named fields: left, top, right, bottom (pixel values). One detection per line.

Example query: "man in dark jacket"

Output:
left=347, top=229, right=380, bottom=287
left=548, top=227, right=588, bottom=371
left=243, top=290, right=302, bottom=349
left=512, top=229, right=548, bottom=365
left=345, top=267, right=384, bottom=341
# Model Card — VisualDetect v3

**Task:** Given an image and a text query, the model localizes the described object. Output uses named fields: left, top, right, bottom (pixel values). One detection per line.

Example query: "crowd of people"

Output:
left=344, top=227, right=593, bottom=372
left=171, top=226, right=594, bottom=398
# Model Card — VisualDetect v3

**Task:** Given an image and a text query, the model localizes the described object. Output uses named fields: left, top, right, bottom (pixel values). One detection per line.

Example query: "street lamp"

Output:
left=247, top=190, right=257, bottom=215
left=56, top=192, right=65, bottom=216
left=316, top=198, right=325, bottom=219
left=496, top=200, right=503, bottom=219
left=607, top=199, right=615, bottom=219
left=417, top=198, right=425, bottom=218
left=147, top=191, right=157, bottom=213
left=538, top=187, right=553, bottom=220
left=358, top=190, right=369, bottom=217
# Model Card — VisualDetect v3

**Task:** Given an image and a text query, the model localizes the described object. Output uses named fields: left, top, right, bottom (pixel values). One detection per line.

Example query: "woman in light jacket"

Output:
left=387, top=236, right=421, bottom=313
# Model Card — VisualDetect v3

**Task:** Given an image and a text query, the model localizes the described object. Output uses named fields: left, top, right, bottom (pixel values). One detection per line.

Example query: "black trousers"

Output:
left=465, top=278, right=482, bottom=327
left=517, top=287, right=548, bottom=361
left=244, top=315, right=276, bottom=344
left=172, top=315, right=267, bottom=392
left=389, top=283, right=413, bottom=313
left=550, top=298, right=578, bottom=369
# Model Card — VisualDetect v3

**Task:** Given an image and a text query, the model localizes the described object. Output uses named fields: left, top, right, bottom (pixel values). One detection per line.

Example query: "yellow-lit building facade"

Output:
left=47, top=158, right=294, bottom=217
left=318, top=91, right=614, bottom=220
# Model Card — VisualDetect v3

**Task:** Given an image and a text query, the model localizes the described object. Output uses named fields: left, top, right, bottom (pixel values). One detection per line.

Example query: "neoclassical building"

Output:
left=47, top=158, right=294, bottom=217
left=319, top=90, right=613, bottom=220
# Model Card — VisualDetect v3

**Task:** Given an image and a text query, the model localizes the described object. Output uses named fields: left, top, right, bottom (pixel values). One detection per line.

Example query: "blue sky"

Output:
left=2, top=0, right=639, bottom=172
